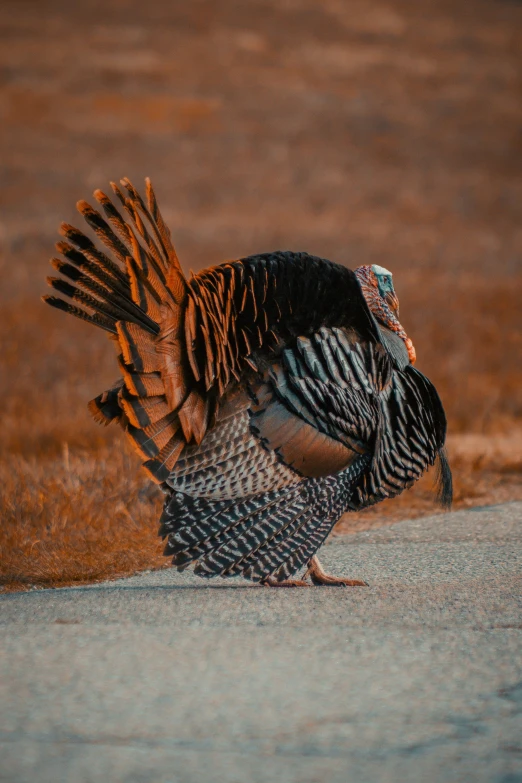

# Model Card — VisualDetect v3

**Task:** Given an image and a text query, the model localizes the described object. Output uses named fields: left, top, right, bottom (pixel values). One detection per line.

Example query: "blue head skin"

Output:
left=355, top=263, right=415, bottom=363
left=371, top=264, right=400, bottom=315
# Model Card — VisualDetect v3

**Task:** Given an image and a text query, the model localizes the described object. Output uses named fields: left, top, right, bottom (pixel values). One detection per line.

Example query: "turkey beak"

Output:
left=385, top=290, right=400, bottom=317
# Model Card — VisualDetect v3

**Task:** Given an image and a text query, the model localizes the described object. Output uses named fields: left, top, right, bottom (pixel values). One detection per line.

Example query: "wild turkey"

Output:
left=43, top=178, right=452, bottom=587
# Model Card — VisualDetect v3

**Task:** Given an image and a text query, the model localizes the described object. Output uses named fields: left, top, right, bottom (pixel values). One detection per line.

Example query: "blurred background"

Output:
left=1, top=0, right=521, bottom=589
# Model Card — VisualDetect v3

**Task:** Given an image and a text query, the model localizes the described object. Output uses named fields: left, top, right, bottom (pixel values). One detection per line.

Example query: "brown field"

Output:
left=1, top=0, right=521, bottom=591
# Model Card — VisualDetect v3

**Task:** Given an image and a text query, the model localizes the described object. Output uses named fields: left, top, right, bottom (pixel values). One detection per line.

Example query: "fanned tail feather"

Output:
left=43, top=178, right=194, bottom=481
left=88, top=381, right=124, bottom=425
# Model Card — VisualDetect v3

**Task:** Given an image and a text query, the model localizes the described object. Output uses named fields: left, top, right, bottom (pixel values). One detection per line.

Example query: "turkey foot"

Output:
left=262, top=576, right=309, bottom=588
left=306, top=555, right=368, bottom=587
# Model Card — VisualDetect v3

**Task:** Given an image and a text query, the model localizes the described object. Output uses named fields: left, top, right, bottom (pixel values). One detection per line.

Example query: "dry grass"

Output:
left=1, top=0, right=521, bottom=591
left=0, top=446, right=165, bottom=592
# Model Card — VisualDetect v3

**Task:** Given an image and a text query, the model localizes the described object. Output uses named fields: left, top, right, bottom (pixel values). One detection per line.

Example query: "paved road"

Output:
left=1, top=503, right=521, bottom=783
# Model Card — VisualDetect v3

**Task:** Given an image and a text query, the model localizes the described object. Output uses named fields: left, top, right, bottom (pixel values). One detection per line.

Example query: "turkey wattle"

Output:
left=43, top=178, right=452, bottom=587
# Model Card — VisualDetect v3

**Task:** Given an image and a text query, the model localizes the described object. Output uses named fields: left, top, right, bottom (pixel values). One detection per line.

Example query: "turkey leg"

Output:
left=305, top=555, right=368, bottom=587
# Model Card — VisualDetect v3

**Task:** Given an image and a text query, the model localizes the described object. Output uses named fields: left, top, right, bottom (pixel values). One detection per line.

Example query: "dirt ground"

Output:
left=1, top=0, right=521, bottom=590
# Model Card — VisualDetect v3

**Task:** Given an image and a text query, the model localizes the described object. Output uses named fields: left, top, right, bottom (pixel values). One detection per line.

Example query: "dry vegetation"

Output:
left=1, top=0, right=521, bottom=591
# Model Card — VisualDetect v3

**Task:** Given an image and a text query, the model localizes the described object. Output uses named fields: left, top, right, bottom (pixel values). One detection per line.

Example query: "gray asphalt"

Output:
left=1, top=502, right=521, bottom=783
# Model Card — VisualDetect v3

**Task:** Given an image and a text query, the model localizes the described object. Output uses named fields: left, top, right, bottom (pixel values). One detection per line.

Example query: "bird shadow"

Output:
left=4, top=583, right=270, bottom=598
